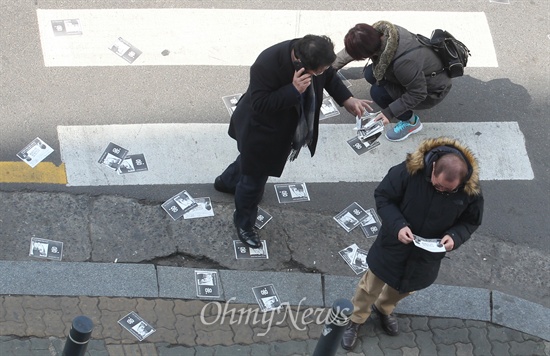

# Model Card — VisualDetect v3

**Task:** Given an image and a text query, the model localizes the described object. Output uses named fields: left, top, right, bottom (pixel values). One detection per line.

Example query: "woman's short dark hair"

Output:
left=344, top=23, right=382, bottom=60
left=293, top=35, right=336, bottom=70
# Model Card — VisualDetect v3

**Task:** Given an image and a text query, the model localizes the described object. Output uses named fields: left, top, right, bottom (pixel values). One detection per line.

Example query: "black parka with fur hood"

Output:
left=367, top=137, right=484, bottom=293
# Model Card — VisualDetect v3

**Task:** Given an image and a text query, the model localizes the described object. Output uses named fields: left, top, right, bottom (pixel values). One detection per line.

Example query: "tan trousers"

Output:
left=350, top=269, right=413, bottom=324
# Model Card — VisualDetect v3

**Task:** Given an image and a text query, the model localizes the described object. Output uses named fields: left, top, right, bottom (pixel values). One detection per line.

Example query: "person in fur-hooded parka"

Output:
left=367, top=136, right=483, bottom=295
left=342, top=137, right=483, bottom=348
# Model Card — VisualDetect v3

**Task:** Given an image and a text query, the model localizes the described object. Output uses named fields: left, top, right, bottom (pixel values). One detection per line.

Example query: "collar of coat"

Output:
left=371, top=20, right=399, bottom=81
left=405, top=137, right=481, bottom=196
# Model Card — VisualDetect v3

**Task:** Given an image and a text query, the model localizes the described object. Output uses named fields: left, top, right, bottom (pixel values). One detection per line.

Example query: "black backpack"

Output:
left=417, top=29, right=471, bottom=78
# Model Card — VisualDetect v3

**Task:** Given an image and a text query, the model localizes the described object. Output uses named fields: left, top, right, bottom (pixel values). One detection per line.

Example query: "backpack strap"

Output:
left=416, top=34, right=446, bottom=77
left=390, top=45, right=423, bottom=66
left=391, top=45, right=444, bottom=77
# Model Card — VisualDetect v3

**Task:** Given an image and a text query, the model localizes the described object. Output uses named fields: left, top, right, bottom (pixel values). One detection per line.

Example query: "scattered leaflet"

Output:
left=118, top=312, right=155, bottom=341
left=117, top=154, right=148, bottom=174
left=347, top=135, right=380, bottom=155
left=339, top=243, right=369, bottom=275
left=413, top=235, right=446, bottom=253
left=274, top=183, right=310, bottom=203
left=17, top=137, right=54, bottom=168
left=334, top=202, right=369, bottom=232
left=222, top=93, right=243, bottom=116
left=255, top=207, right=273, bottom=229
left=252, top=284, right=281, bottom=312
left=356, top=112, right=384, bottom=142
left=109, top=37, right=142, bottom=64
left=98, top=142, right=128, bottom=171
left=320, top=97, right=340, bottom=120
left=357, top=110, right=382, bottom=129
left=183, top=197, right=214, bottom=219
left=233, top=240, right=269, bottom=259
left=195, top=270, right=221, bottom=298
left=360, top=208, right=382, bottom=239
left=51, top=19, right=82, bottom=36
left=357, top=122, right=383, bottom=142
left=161, top=190, right=198, bottom=220
left=320, top=89, right=340, bottom=120
left=29, top=237, right=63, bottom=261
left=337, top=70, right=352, bottom=88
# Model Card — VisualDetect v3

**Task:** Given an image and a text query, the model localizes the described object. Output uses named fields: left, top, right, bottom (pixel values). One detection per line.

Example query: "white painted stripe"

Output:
left=37, top=9, right=497, bottom=68
left=58, top=122, right=533, bottom=186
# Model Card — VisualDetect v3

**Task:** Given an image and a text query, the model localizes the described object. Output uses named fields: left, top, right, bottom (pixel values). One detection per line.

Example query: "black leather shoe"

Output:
left=233, top=212, right=261, bottom=248
left=236, top=227, right=262, bottom=248
left=341, top=321, right=362, bottom=351
left=214, top=176, right=235, bottom=194
left=371, top=304, right=399, bottom=336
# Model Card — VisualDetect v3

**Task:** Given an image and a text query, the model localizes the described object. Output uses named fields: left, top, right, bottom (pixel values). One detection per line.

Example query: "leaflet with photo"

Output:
left=233, top=240, right=269, bottom=259
left=360, top=208, right=382, bottom=239
left=353, top=247, right=369, bottom=270
left=98, top=142, right=129, bottom=171
left=118, top=311, right=156, bottom=341
left=255, top=207, right=273, bottom=229
left=195, top=270, right=221, bottom=298
left=347, top=136, right=380, bottom=155
left=183, top=197, right=214, bottom=219
left=51, top=19, right=82, bottom=36
left=274, top=183, right=310, bottom=203
left=319, top=97, right=340, bottom=120
left=117, top=154, right=148, bottom=174
left=252, top=284, right=282, bottom=312
left=109, top=37, right=142, bottom=64
left=17, top=137, right=54, bottom=168
left=357, top=121, right=384, bottom=142
left=413, top=235, right=446, bottom=253
left=334, top=202, right=369, bottom=232
left=29, top=237, right=63, bottom=261
left=338, top=243, right=369, bottom=275
left=222, top=93, right=243, bottom=116
left=337, top=70, right=352, bottom=88
left=161, top=190, right=198, bottom=220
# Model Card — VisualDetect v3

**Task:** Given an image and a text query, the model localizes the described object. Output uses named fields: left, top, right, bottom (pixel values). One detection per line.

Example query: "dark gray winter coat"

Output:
left=334, top=21, right=453, bottom=120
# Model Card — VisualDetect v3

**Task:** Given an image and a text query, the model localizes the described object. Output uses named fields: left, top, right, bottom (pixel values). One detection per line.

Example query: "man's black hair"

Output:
left=293, top=35, right=336, bottom=70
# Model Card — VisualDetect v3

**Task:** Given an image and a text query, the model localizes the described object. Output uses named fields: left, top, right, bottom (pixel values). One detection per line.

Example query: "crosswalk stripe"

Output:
left=57, top=122, right=533, bottom=187
left=37, top=9, right=497, bottom=67
left=0, top=162, right=67, bottom=184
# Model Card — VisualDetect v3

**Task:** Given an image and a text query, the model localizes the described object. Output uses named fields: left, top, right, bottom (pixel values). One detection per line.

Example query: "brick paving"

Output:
left=0, top=296, right=548, bottom=355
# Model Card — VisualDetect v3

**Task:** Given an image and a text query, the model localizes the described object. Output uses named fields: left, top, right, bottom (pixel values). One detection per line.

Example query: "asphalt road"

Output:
left=0, top=0, right=548, bottom=255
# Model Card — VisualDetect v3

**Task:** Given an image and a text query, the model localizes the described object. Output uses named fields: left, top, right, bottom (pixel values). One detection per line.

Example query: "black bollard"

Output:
left=312, top=298, right=354, bottom=356
left=62, top=315, right=94, bottom=356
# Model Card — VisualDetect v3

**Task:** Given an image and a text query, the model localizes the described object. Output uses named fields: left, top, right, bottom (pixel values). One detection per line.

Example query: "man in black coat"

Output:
left=341, top=137, right=484, bottom=351
left=215, top=35, right=372, bottom=248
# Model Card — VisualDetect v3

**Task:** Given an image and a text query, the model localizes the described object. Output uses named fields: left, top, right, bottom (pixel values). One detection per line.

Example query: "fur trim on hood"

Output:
left=372, top=20, right=399, bottom=81
left=405, top=137, right=481, bottom=196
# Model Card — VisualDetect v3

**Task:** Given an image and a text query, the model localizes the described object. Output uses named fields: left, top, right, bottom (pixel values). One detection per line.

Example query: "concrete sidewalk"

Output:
left=0, top=191, right=549, bottom=355
left=0, top=293, right=548, bottom=355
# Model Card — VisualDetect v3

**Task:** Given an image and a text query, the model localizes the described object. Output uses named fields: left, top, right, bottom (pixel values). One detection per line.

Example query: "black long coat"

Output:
left=228, top=39, right=352, bottom=177
left=367, top=137, right=484, bottom=293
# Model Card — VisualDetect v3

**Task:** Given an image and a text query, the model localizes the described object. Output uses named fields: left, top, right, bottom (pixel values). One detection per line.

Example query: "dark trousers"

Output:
left=364, top=64, right=412, bottom=122
left=220, top=155, right=268, bottom=229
